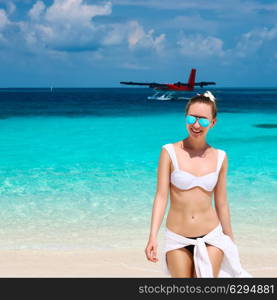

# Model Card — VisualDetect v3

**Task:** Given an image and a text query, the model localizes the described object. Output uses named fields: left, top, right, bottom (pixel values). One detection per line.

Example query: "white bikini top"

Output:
left=162, top=143, right=226, bottom=192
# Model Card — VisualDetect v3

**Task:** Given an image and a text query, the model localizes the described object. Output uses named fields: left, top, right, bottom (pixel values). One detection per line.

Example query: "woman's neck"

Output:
left=183, top=137, right=209, bottom=152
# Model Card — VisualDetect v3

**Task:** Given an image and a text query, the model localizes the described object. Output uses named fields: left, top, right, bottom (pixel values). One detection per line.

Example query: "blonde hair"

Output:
left=185, top=94, right=217, bottom=119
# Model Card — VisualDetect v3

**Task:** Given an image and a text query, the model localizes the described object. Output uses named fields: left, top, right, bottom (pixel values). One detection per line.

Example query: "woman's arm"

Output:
left=214, top=153, right=235, bottom=241
left=148, top=148, right=170, bottom=240
left=145, top=148, right=170, bottom=262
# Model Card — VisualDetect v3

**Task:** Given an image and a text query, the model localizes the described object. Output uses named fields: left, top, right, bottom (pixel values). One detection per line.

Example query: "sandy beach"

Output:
left=0, top=247, right=276, bottom=277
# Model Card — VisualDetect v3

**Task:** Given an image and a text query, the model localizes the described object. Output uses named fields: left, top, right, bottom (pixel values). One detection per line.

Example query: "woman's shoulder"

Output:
left=169, top=140, right=183, bottom=147
left=214, top=147, right=227, bottom=158
left=161, top=141, right=182, bottom=152
left=161, top=141, right=177, bottom=147
left=214, top=147, right=226, bottom=153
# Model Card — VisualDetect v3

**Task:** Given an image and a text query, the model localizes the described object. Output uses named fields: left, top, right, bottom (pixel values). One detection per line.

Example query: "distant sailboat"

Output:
left=50, top=85, right=53, bottom=92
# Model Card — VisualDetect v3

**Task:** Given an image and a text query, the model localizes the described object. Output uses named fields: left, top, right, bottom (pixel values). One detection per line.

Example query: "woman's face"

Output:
left=185, top=102, right=215, bottom=138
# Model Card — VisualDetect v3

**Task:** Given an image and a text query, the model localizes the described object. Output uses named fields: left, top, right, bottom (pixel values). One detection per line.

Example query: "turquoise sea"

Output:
left=0, top=88, right=276, bottom=251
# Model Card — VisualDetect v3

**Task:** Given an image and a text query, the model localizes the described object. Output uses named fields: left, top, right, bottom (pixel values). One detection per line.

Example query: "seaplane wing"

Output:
left=194, top=81, right=216, bottom=87
left=119, top=82, right=168, bottom=89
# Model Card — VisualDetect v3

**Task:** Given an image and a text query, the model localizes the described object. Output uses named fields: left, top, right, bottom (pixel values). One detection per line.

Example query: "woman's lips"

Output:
left=191, top=128, right=202, bottom=134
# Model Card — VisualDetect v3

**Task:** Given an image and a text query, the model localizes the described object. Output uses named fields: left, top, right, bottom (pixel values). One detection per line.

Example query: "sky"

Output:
left=0, top=0, right=277, bottom=87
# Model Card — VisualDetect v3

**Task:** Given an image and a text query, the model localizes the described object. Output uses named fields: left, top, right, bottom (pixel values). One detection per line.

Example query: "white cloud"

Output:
left=0, top=0, right=167, bottom=60
left=0, top=9, right=10, bottom=29
left=236, top=26, right=277, bottom=57
left=102, top=20, right=166, bottom=54
left=23, top=0, right=165, bottom=54
left=170, top=15, right=218, bottom=34
left=127, top=21, right=165, bottom=53
left=122, top=62, right=151, bottom=70
left=6, top=1, right=16, bottom=15
left=28, top=1, right=46, bottom=21
left=128, top=21, right=144, bottom=47
left=23, top=0, right=113, bottom=51
left=177, top=34, right=225, bottom=57
left=102, top=23, right=127, bottom=46
left=45, top=0, right=112, bottom=25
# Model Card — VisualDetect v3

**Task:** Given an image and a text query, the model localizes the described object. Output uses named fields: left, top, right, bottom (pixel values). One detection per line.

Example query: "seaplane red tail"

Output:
left=187, top=68, right=196, bottom=90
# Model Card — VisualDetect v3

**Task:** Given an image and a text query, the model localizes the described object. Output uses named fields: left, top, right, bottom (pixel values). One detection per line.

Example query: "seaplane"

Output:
left=120, top=68, right=216, bottom=100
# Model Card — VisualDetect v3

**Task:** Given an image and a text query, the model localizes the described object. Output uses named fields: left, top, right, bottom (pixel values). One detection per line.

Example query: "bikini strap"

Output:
left=162, top=143, right=179, bottom=170
left=216, top=149, right=226, bottom=173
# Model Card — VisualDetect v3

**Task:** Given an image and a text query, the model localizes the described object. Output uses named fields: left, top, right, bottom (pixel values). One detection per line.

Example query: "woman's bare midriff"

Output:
left=165, top=142, right=220, bottom=237
left=166, top=185, right=220, bottom=237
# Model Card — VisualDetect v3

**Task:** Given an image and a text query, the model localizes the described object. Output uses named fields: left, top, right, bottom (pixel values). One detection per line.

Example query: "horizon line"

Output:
left=0, top=86, right=277, bottom=89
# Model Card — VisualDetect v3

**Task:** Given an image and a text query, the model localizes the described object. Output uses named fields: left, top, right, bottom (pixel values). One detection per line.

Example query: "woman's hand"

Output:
left=145, top=238, right=159, bottom=263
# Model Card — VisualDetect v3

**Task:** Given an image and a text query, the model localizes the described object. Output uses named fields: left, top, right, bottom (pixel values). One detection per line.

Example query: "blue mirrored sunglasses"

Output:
left=186, top=115, right=210, bottom=127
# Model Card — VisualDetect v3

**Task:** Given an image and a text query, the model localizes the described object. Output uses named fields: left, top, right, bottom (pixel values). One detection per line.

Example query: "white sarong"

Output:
left=161, top=223, right=252, bottom=277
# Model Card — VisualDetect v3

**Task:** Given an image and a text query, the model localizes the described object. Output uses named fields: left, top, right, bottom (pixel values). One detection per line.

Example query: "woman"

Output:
left=145, top=91, right=251, bottom=278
